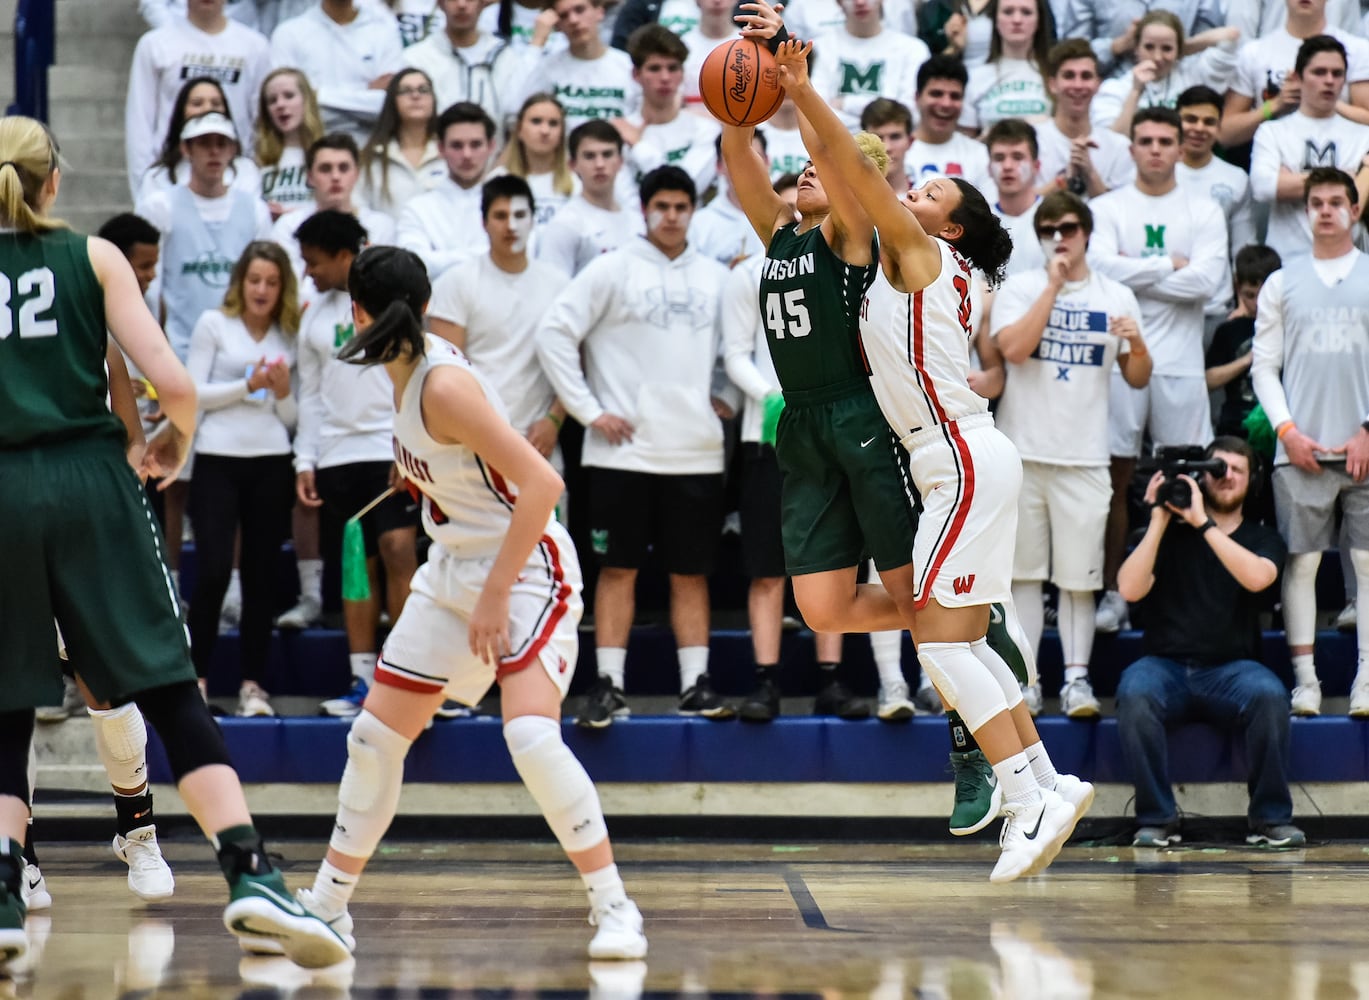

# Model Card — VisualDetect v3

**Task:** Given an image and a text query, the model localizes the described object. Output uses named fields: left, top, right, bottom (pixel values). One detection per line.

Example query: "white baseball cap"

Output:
left=180, top=112, right=238, bottom=143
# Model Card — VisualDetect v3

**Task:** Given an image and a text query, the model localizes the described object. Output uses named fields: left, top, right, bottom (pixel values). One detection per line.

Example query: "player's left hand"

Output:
left=470, top=588, right=512, bottom=666
left=773, top=39, right=813, bottom=89
left=1344, top=426, right=1369, bottom=482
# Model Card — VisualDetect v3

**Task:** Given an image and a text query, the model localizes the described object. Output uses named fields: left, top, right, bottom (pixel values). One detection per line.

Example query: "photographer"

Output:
left=1116, top=437, right=1302, bottom=848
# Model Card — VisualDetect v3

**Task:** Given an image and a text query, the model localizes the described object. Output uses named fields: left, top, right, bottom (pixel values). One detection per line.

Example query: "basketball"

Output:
left=698, top=38, right=785, bottom=128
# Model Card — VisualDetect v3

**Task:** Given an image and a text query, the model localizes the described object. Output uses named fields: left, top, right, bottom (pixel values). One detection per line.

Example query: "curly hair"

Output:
left=947, top=178, right=1014, bottom=288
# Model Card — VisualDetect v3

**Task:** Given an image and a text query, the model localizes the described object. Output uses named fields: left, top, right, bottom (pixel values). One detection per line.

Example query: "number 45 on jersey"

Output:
left=764, top=289, right=811, bottom=339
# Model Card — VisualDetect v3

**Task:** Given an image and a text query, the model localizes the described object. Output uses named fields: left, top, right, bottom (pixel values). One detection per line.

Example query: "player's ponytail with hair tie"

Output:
left=0, top=117, right=65, bottom=234
left=340, top=245, right=430, bottom=365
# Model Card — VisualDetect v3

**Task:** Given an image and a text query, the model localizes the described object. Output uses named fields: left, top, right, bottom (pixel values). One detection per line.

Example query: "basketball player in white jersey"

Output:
left=775, top=38, right=1094, bottom=883
left=295, top=246, right=647, bottom=959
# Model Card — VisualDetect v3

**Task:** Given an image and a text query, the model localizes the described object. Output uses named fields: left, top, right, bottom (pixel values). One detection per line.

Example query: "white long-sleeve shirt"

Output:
left=535, top=195, right=644, bottom=277
left=720, top=256, right=778, bottom=444
left=811, top=29, right=930, bottom=130
left=536, top=237, right=729, bottom=473
left=403, top=31, right=528, bottom=135
left=688, top=194, right=764, bottom=268
left=1177, top=157, right=1256, bottom=261
left=293, top=287, right=394, bottom=472
left=186, top=310, right=297, bottom=457
left=124, top=16, right=271, bottom=197
left=1088, top=183, right=1229, bottom=377
left=270, top=5, right=405, bottom=140
left=397, top=176, right=489, bottom=278
left=623, top=112, right=721, bottom=194
left=1091, top=46, right=1239, bottom=130
left=360, top=139, right=449, bottom=218
left=1249, top=112, right=1369, bottom=261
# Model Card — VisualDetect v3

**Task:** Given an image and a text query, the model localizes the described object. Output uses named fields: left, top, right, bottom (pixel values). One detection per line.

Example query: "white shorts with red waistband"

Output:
left=378, top=520, right=583, bottom=706
left=902, top=413, right=1021, bottom=611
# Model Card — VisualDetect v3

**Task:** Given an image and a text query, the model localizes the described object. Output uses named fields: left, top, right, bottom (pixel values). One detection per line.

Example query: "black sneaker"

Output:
left=678, top=674, right=735, bottom=720
left=576, top=676, right=629, bottom=729
left=738, top=676, right=781, bottom=722
left=813, top=679, right=871, bottom=719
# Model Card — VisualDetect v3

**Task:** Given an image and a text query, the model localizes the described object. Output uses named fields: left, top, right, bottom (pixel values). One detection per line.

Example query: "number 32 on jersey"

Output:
left=0, top=267, right=58, bottom=339
left=764, top=289, right=811, bottom=339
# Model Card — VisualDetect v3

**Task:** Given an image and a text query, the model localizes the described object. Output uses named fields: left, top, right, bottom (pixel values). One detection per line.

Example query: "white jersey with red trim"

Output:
left=391, top=334, right=550, bottom=559
left=860, top=238, right=989, bottom=447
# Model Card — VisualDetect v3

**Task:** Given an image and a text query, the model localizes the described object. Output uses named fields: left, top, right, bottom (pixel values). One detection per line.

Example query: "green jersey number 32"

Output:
left=0, top=267, right=58, bottom=340
left=764, top=288, right=812, bottom=339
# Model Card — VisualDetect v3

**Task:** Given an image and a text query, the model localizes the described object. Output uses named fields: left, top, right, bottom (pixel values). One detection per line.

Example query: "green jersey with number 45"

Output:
left=0, top=228, right=122, bottom=448
left=758, top=222, right=877, bottom=393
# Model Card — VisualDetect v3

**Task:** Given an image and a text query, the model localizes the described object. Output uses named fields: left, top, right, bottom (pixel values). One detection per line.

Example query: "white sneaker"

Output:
left=218, top=584, right=242, bottom=635
left=587, top=895, right=647, bottom=960
left=20, top=864, right=50, bottom=911
left=1349, top=678, right=1369, bottom=718
left=1291, top=682, right=1322, bottom=717
left=1335, top=600, right=1357, bottom=631
left=1094, top=590, right=1129, bottom=633
left=237, top=683, right=275, bottom=717
left=876, top=679, right=916, bottom=722
left=1021, top=681, right=1043, bottom=717
left=1060, top=677, right=1101, bottom=719
left=989, top=789, right=1076, bottom=884
left=113, top=826, right=175, bottom=902
left=276, top=595, right=323, bottom=630
left=35, top=676, right=83, bottom=723
left=1052, top=773, right=1096, bottom=837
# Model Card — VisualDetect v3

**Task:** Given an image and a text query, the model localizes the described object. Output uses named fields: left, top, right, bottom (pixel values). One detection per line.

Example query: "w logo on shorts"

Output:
left=953, top=574, right=976, bottom=596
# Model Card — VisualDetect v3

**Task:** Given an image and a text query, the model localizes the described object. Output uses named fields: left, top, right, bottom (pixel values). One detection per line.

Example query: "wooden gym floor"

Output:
left=7, top=838, right=1369, bottom=999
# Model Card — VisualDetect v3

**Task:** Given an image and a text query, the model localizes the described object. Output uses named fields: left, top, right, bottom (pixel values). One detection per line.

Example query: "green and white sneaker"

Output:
left=949, top=749, right=1003, bottom=836
left=224, top=869, right=351, bottom=969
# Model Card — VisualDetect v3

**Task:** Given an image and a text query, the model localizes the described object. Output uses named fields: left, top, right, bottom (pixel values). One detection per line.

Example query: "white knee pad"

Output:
left=329, top=711, right=411, bottom=860
left=504, top=715, right=607, bottom=854
left=916, top=641, right=1010, bottom=732
left=88, top=703, right=149, bottom=791
left=1282, top=551, right=1322, bottom=647
left=970, top=638, right=1024, bottom=709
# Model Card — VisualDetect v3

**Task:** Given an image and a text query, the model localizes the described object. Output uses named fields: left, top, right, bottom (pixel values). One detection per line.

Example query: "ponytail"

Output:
left=0, top=116, right=65, bottom=234
left=339, top=299, right=426, bottom=364
left=341, top=245, right=431, bottom=364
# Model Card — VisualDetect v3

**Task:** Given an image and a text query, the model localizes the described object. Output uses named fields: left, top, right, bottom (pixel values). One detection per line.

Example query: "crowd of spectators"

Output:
left=49, top=0, right=1369, bottom=746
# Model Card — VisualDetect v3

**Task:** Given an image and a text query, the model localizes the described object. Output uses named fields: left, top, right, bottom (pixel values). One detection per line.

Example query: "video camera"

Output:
left=1154, top=445, right=1227, bottom=509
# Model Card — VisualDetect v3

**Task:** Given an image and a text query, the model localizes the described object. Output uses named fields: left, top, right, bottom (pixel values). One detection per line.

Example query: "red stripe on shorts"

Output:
left=374, top=661, right=446, bottom=694
left=496, top=533, right=573, bottom=682
left=915, top=421, right=977, bottom=610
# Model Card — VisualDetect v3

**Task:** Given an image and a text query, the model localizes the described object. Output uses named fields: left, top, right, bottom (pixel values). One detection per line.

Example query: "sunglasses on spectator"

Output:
left=397, top=85, right=433, bottom=97
left=1036, top=221, right=1082, bottom=239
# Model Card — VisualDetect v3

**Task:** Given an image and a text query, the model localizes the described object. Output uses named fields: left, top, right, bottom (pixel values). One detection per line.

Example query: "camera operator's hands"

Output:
left=1165, top=474, right=1207, bottom=526
left=1282, top=424, right=1333, bottom=474
left=1142, top=470, right=1172, bottom=526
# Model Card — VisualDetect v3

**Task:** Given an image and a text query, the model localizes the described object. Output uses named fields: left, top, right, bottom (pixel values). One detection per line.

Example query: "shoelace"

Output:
left=127, top=839, right=165, bottom=874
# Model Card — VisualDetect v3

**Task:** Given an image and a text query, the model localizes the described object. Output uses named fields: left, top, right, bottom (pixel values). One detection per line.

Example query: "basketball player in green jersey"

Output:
left=0, top=116, right=348, bottom=968
left=721, top=2, right=1035, bottom=837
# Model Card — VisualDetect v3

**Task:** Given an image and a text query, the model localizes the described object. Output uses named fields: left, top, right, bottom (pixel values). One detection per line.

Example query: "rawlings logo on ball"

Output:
left=728, top=47, right=753, bottom=102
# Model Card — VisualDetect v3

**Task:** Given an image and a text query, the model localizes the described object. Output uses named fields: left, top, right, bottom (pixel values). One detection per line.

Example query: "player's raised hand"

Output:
left=773, top=39, right=813, bottom=89
left=736, top=1, right=784, bottom=38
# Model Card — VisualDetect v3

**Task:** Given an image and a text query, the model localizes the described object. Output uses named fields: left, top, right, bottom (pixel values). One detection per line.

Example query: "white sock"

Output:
left=1291, top=653, right=1318, bottom=689
left=1063, top=665, right=1089, bottom=684
left=349, top=652, right=376, bottom=683
left=582, top=862, right=625, bottom=905
left=298, top=558, right=324, bottom=603
left=310, top=859, right=358, bottom=919
left=1023, top=740, right=1058, bottom=789
left=678, top=646, right=709, bottom=691
left=991, top=752, right=1042, bottom=807
left=596, top=648, right=626, bottom=690
left=869, top=631, right=905, bottom=689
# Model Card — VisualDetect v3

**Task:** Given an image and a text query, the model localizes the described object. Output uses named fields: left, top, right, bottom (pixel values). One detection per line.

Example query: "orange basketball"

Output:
left=698, top=38, right=785, bottom=128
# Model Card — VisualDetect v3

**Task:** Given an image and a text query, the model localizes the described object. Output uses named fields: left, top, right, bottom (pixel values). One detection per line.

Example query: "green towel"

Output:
left=341, top=517, right=370, bottom=602
left=760, top=392, right=785, bottom=446
left=1243, top=403, right=1275, bottom=459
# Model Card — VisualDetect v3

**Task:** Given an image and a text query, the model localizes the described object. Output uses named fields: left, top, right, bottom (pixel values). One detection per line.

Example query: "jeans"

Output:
left=1115, top=656, right=1293, bottom=827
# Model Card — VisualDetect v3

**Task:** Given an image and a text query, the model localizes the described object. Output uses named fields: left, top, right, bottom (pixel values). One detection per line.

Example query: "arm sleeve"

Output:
left=124, top=35, right=161, bottom=200
left=721, top=268, right=773, bottom=402
left=187, top=314, right=253, bottom=411
left=1250, top=271, right=1292, bottom=430
left=1248, top=124, right=1282, bottom=203
left=272, top=377, right=298, bottom=431
left=535, top=267, right=612, bottom=426
left=293, top=328, right=325, bottom=472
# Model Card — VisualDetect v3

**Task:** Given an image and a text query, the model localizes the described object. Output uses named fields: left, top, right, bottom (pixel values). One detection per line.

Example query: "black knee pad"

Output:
left=127, top=681, right=233, bottom=782
left=0, top=710, right=34, bottom=804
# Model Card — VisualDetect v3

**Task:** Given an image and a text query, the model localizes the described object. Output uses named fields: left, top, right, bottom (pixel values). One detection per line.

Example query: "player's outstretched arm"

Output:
left=721, top=124, right=795, bottom=248
left=774, top=40, right=941, bottom=288
left=794, top=108, right=875, bottom=264
left=423, top=365, right=565, bottom=666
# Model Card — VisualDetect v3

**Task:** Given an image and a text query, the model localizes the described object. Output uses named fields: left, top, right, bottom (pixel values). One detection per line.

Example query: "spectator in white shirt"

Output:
left=480, top=0, right=559, bottom=48
left=1060, top=0, right=1224, bottom=79
left=985, top=117, right=1046, bottom=276
left=902, top=56, right=994, bottom=191
left=139, top=0, right=263, bottom=30
left=762, top=95, right=811, bottom=180
left=135, top=77, right=264, bottom=206
left=359, top=69, right=449, bottom=219
left=537, top=119, right=645, bottom=276
left=1093, top=12, right=1241, bottom=134
left=681, top=0, right=737, bottom=109
left=126, top=0, right=271, bottom=197
left=1036, top=38, right=1137, bottom=197
left=860, top=98, right=915, bottom=193
left=270, top=0, right=406, bottom=142
left=255, top=67, right=325, bottom=218
left=959, top=0, right=1055, bottom=137
left=496, top=93, right=578, bottom=227
left=404, top=0, right=529, bottom=132
left=689, top=130, right=768, bottom=265
left=382, top=0, right=445, bottom=45
left=810, top=0, right=932, bottom=131
left=1228, top=0, right=1362, bottom=42
left=1251, top=35, right=1369, bottom=261
left=616, top=25, right=721, bottom=194
left=398, top=102, right=497, bottom=277
left=521, top=0, right=640, bottom=132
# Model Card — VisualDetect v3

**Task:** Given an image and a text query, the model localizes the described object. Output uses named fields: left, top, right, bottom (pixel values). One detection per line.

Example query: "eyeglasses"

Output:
left=397, top=86, right=433, bottom=97
left=1036, top=221, right=1082, bottom=240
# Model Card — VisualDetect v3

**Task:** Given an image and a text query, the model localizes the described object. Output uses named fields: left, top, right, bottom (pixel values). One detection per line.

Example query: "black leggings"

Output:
left=187, top=453, right=294, bottom=683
